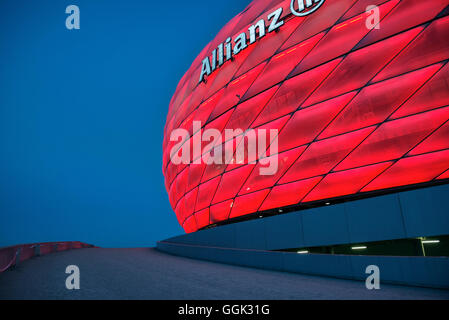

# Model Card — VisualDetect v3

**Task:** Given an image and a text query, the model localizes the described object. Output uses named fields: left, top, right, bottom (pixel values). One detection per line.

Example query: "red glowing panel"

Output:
left=210, top=200, right=233, bottom=224
left=178, top=110, right=199, bottom=139
left=212, top=165, right=254, bottom=204
left=183, top=187, right=198, bottom=220
left=183, top=215, right=198, bottom=234
left=176, top=165, right=189, bottom=189
left=438, top=170, right=449, bottom=180
left=320, top=64, right=441, bottom=139
left=259, top=177, right=322, bottom=211
left=244, top=32, right=324, bottom=98
left=363, top=150, right=449, bottom=192
left=340, top=0, right=395, bottom=21
left=225, top=115, right=291, bottom=172
left=229, top=189, right=270, bottom=219
left=195, top=176, right=220, bottom=211
left=200, top=161, right=227, bottom=185
left=173, top=167, right=189, bottom=205
left=336, top=107, right=449, bottom=171
left=239, top=146, right=307, bottom=196
left=390, top=63, right=449, bottom=119
left=235, top=15, right=304, bottom=78
left=297, top=0, right=398, bottom=73
left=191, top=89, right=224, bottom=128
left=373, top=16, right=449, bottom=83
left=252, top=59, right=341, bottom=127
left=200, top=27, right=258, bottom=97
left=303, top=162, right=393, bottom=202
left=203, top=47, right=254, bottom=99
left=165, top=159, right=179, bottom=186
left=279, top=127, right=375, bottom=184
left=280, top=0, right=357, bottom=52
left=186, top=163, right=206, bottom=194
left=208, top=63, right=266, bottom=122
left=175, top=198, right=187, bottom=225
left=194, top=208, right=210, bottom=230
left=225, top=86, right=278, bottom=132
left=164, top=0, right=449, bottom=232
left=304, top=27, right=423, bottom=107
left=355, top=0, right=449, bottom=50
left=220, top=135, right=249, bottom=172
left=408, top=120, right=449, bottom=156
left=204, top=45, right=256, bottom=99
left=278, top=92, right=356, bottom=152
left=197, top=109, right=234, bottom=172
left=168, top=179, right=177, bottom=209
left=172, top=93, right=193, bottom=130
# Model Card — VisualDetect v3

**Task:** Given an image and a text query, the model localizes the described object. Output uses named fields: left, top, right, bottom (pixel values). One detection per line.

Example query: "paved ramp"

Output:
left=0, top=248, right=448, bottom=300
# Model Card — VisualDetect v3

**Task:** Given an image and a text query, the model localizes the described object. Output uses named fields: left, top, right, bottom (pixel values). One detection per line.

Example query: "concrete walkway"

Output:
left=0, top=248, right=448, bottom=300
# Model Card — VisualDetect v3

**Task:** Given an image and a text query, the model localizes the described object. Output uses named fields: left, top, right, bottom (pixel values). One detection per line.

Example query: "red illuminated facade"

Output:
left=163, top=0, right=449, bottom=233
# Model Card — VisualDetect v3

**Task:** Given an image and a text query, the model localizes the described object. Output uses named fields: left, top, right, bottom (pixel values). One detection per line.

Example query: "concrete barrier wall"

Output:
left=157, top=241, right=449, bottom=289
left=0, top=242, right=94, bottom=273
left=165, top=184, right=449, bottom=251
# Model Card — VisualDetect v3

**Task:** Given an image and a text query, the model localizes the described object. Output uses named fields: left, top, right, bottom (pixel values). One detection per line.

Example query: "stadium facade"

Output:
left=160, top=0, right=449, bottom=283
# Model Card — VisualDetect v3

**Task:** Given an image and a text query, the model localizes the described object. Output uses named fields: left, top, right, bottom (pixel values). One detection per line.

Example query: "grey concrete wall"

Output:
left=165, top=184, right=449, bottom=251
left=158, top=184, right=449, bottom=289
left=157, top=241, right=449, bottom=289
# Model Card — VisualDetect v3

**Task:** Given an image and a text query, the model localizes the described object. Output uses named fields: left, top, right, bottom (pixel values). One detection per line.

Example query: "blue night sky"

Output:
left=0, top=0, right=250, bottom=247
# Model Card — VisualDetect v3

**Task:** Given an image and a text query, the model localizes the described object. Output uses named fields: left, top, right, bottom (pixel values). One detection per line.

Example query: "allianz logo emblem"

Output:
left=291, top=0, right=325, bottom=16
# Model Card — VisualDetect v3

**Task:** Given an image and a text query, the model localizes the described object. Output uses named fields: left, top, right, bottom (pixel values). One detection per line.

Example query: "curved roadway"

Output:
left=0, top=248, right=448, bottom=300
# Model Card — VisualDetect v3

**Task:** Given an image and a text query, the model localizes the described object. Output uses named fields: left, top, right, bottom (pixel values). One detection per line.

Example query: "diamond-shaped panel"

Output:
left=164, top=0, right=449, bottom=232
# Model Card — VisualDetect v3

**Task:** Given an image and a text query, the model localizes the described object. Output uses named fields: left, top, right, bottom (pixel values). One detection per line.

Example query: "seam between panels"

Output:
left=183, top=3, right=348, bottom=128
left=222, top=20, right=350, bottom=219
left=173, top=0, right=359, bottom=136
left=437, top=168, right=449, bottom=180
left=168, top=5, right=449, bottom=223
left=323, top=60, right=447, bottom=186
left=217, top=92, right=292, bottom=210
left=297, top=114, right=449, bottom=204
left=249, top=57, right=352, bottom=208
left=210, top=0, right=359, bottom=123
left=184, top=10, right=319, bottom=220
left=196, top=150, right=449, bottom=229
left=207, top=174, right=225, bottom=218
left=183, top=1, right=405, bottom=179
left=353, top=65, right=448, bottom=186
left=226, top=146, right=449, bottom=203
left=275, top=20, right=434, bottom=206
left=163, top=10, right=446, bottom=174
left=284, top=0, right=404, bottom=120
left=171, top=55, right=448, bottom=214
left=190, top=185, right=202, bottom=228
left=199, top=18, right=320, bottom=194
left=346, top=0, right=402, bottom=57
left=170, top=96, right=449, bottom=210
left=338, top=0, right=393, bottom=23
left=212, top=15, right=446, bottom=132
left=167, top=0, right=446, bottom=139
left=181, top=182, right=202, bottom=228
left=204, top=113, right=294, bottom=220
left=280, top=0, right=400, bottom=87
left=189, top=101, right=244, bottom=218
left=355, top=117, right=449, bottom=193
left=234, top=58, right=449, bottom=139
left=249, top=148, right=449, bottom=217
left=198, top=0, right=364, bottom=106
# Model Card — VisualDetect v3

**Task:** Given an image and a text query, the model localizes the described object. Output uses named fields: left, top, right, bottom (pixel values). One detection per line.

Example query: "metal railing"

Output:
left=0, top=241, right=94, bottom=272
